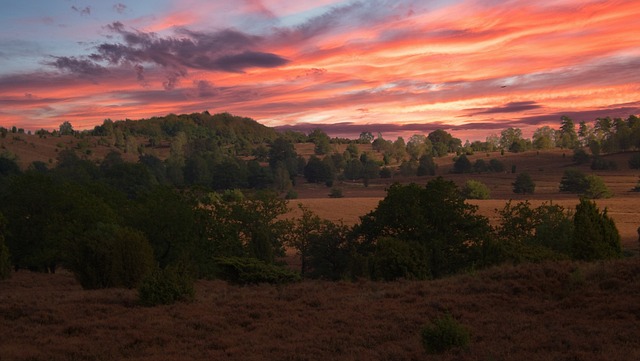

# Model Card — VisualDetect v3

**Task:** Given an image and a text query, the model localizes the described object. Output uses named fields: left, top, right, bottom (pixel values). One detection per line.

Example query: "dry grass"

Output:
left=2, top=259, right=640, bottom=360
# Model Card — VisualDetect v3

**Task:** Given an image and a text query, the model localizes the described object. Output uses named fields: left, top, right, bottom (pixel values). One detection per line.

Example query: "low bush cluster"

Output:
left=138, top=267, right=195, bottom=307
left=421, top=313, right=471, bottom=354
left=214, top=257, right=301, bottom=285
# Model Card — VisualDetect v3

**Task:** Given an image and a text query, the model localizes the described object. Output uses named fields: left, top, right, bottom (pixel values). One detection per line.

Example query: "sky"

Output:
left=1, top=0, right=639, bottom=140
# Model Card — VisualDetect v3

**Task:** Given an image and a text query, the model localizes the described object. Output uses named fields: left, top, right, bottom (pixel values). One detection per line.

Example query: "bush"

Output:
left=372, top=237, right=428, bottom=281
left=214, top=257, right=301, bottom=285
left=572, top=199, right=621, bottom=261
left=559, top=169, right=588, bottom=193
left=462, top=180, right=490, bottom=199
left=421, top=314, right=471, bottom=354
left=513, top=173, right=535, bottom=194
left=328, top=187, right=344, bottom=198
left=629, top=153, right=640, bottom=169
left=488, top=158, right=504, bottom=172
left=64, top=224, right=155, bottom=289
left=583, top=175, right=612, bottom=199
left=138, top=267, right=195, bottom=307
left=285, top=189, right=298, bottom=199
left=452, top=154, right=472, bottom=173
left=591, top=157, right=617, bottom=170
left=572, top=148, right=590, bottom=165
left=379, top=167, right=392, bottom=178
left=0, top=213, right=11, bottom=280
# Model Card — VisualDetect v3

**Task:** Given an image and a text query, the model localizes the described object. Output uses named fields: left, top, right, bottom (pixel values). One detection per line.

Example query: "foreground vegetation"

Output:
left=1, top=259, right=639, bottom=360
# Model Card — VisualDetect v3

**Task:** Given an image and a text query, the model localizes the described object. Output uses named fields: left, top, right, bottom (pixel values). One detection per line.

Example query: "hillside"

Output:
left=2, top=259, right=639, bottom=360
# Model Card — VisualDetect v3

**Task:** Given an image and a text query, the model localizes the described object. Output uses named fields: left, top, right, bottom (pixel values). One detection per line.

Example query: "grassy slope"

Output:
left=1, top=259, right=640, bottom=360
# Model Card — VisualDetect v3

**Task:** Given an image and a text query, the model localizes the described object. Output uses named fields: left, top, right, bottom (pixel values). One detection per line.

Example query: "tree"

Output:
left=358, top=131, right=374, bottom=144
left=495, top=201, right=573, bottom=262
left=452, top=154, right=472, bottom=173
left=59, top=121, right=74, bottom=136
left=583, top=174, right=612, bottom=199
left=572, top=199, right=621, bottom=260
left=559, top=169, right=611, bottom=198
left=417, top=155, right=436, bottom=176
left=428, top=129, right=461, bottom=157
left=512, top=173, right=535, bottom=194
left=532, top=126, right=555, bottom=149
left=462, top=180, right=490, bottom=199
left=407, top=134, right=429, bottom=160
left=557, top=116, right=579, bottom=149
left=499, top=128, right=523, bottom=150
left=64, top=223, right=155, bottom=289
left=356, top=178, right=491, bottom=278
left=308, top=129, right=331, bottom=155
left=559, top=169, right=589, bottom=194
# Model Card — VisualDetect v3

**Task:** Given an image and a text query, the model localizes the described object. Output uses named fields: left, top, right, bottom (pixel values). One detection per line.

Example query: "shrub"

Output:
left=629, top=153, right=640, bottom=169
left=421, top=313, right=471, bottom=354
left=138, top=267, right=195, bottom=307
left=372, top=237, right=428, bottom=281
left=214, top=257, right=301, bottom=285
left=583, top=175, right=612, bottom=199
left=379, top=167, right=392, bottom=178
left=572, top=199, right=621, bottom=261
left=285, top=189, right=298, bottom=199
left=513, top=173, right=535, bottom=194
left=452, top=154, right=472, bottom=173
left=462, top=180, right=490, bottom=199
left=572, top=148, right=590, bottom=165
left=417, top=155, right=437, bottom=176
left=64, top=224, right=155, bottom=289
left=0, top=213, right=11, bottom=280
left=488, top=158, right=504, bottom=172
left=328, top=187, right=344, bottom=198
left=590, top=157, right=617, bottom=170
left=559, top=169, right=588, bottom=193
left=633, top=179, right=640, bottom=192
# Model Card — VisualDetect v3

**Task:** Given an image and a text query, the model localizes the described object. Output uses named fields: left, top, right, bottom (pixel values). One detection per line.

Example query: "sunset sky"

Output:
left=1, top=0, right=639, bottom=140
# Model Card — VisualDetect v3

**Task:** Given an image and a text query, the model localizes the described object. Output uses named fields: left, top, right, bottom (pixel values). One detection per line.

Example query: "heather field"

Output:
left=2, top=259, right=640, bottom=361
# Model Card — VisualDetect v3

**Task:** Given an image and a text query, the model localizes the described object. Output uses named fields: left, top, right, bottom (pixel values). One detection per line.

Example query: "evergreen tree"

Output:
left=572, top=199, right=621, bottom=260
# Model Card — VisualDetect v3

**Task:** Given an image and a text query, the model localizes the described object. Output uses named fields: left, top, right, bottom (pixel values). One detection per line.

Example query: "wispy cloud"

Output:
left=1, top=0, right=639, bottom=138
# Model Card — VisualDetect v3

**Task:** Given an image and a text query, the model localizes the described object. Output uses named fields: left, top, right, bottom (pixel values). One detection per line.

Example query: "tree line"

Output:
left=0, top=153, right=623, bottom=288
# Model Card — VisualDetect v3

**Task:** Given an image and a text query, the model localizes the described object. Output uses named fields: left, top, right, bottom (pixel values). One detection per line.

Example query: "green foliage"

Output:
left=357, top=178, right=491, bottom=278
left=590, top=157, right=617, bottom=170
left=0, top=213, right=11, bottom=280
left=512, top=173, right=535, bottom=194
left=572, top=199, right=622, bottom=261
left=572, top=148, right=590, bottom=165
left=488, top=158, right=504, bottom=172
left=452, top=154, right=472, bottom=173
left=214, top=257, right=301, bottom=285
left=628, top=153, right=640, bottom=169
left=462, top=180, right=490, bottom=199
left=494, top=201, right=573, bottom=263
left=138, top=267, right=195, bottom=307
left=64, top=223, right=155, bottom=289
left=583, top=175, right=612, bottom=199
left=372, top=237, right=428, bottom=281
left=329, top=187, right=344, bottom=198
left=417, top=155, right=436, bottom=176
left=421, top=314, right=471, bottom=354
left=559, top=169, right=589, bottom=194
